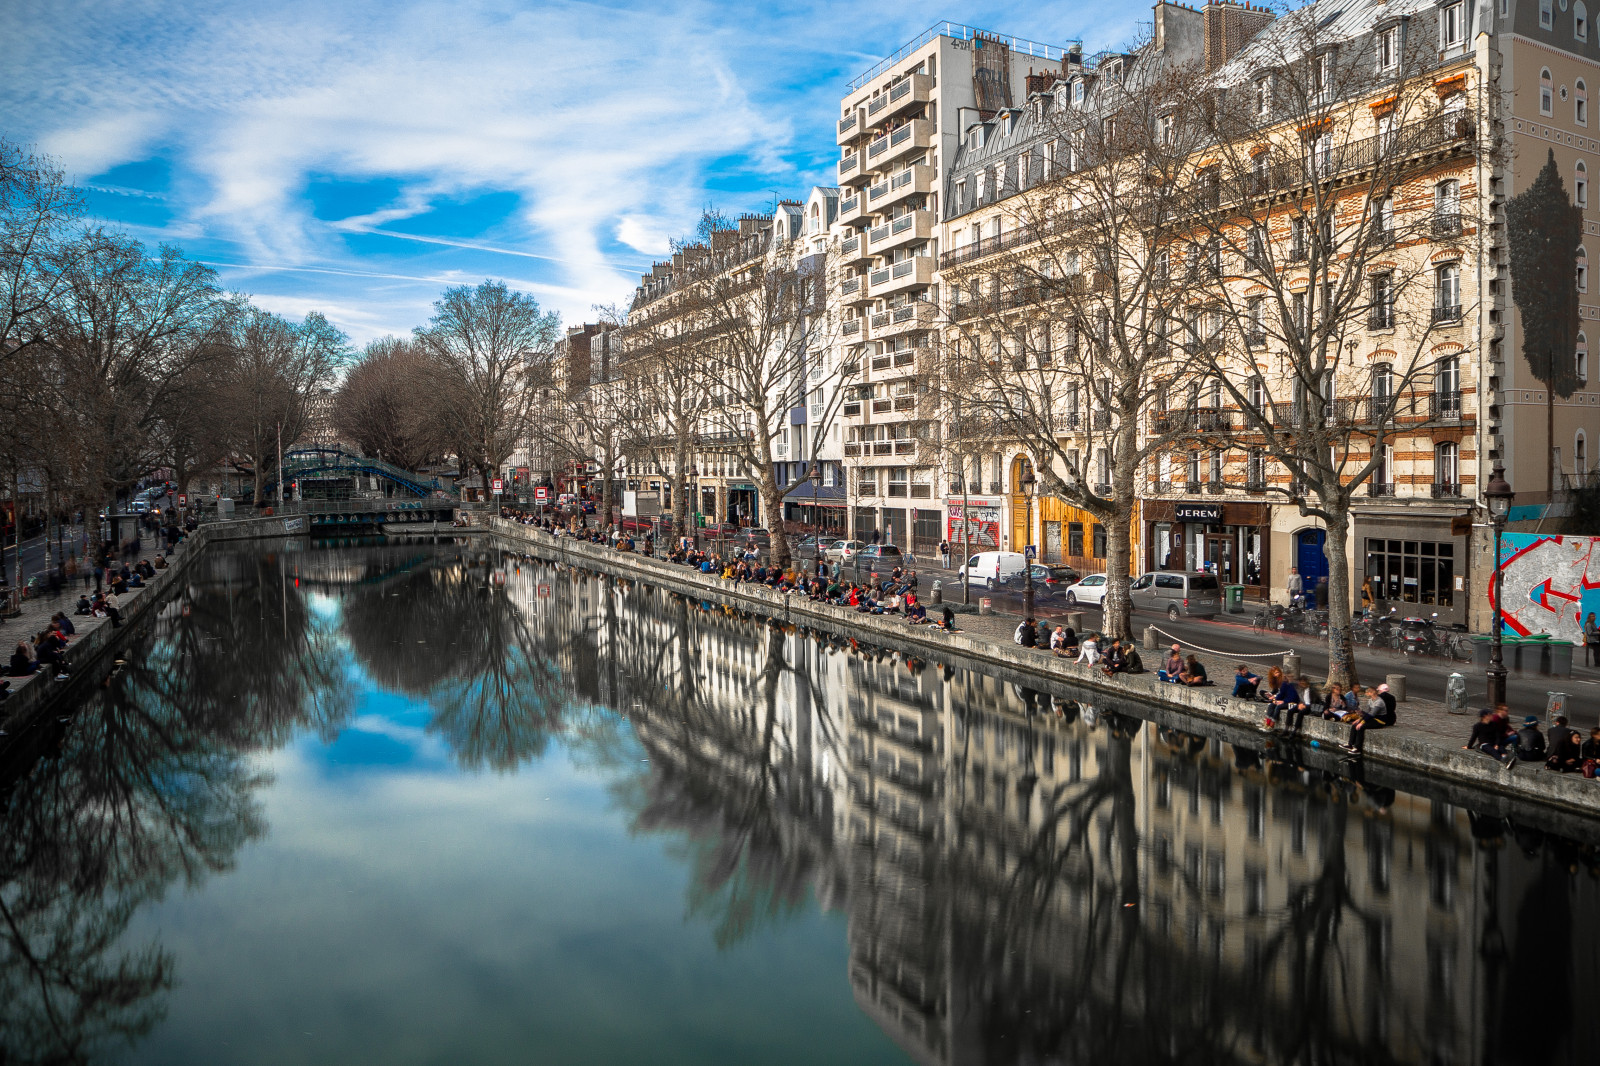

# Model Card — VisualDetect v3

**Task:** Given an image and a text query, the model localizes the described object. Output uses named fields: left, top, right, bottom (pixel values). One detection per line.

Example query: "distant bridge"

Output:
left=262, top=447, right=445, bottom=499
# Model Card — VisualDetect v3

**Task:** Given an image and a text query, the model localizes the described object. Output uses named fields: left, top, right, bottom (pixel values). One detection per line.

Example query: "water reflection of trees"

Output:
left=0, top=549, right=352, bottom=1064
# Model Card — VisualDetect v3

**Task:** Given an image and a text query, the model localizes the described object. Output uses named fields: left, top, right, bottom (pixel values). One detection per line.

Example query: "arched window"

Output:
left=1579, top=331, right=1590, bottom=382
left=1580, top=248, right=1590, bottom=292
left=1579, top=78, right=1590, bottom=125
left=1578, top=161, right=1590, bottom=207
left=1543, top=68, right=1555, bottom=115
left=1579, top=1, right=1591, bottom=40
left=1577, top=431, right=1590, bottom=482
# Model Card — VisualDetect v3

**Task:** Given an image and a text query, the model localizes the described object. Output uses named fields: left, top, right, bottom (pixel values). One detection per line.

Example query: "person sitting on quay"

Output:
left=1342, top=686, right=1396, bottom=755
left=905, top=599, right=928, bottom=624
left=102, top=590, right=123, bottom=627
left=74, top=595, right=92, bottom=616
left=1318, top=681, right=1358, bottom=720
left=1156, top=645, right=1184, bottom=683
left=1547, top=718, right=1584, bottom=772
left=1049, top=625, right=1068, bottom=654
left=52, top=612, right=75, bottom=638
left=1263, top=673, right=1304, bottom=731
left=8, top=642, right=39, bottom=677
left=153, top=553, right=167, bottom=570
left=1100, top=639, right=1127, bottom=677
left=1581, top=727, right=1600, bottom=773
left=1075, top=632, right=1100, bottom=666
left=34, top=631, right=68, bottom=680
left=1015, top=618, right=1039, bottom=648
left=937, top=605, right=959, bottom=632
left=1054, top=626, right=1079, bottom=658
left=1508, top=715, right=1546, bottom=767
left=1232, top=665, right=1262, bottom=699
left=1465, top=708, right=1513, bottom=760
left=1177, top=655, right=1208, bottom=686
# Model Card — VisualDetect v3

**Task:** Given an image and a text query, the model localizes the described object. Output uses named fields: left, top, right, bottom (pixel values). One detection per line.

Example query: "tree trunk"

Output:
left=1323, top=504, right=1358, bottom=688
left=672, top=439, right=690, bottom=541
left=762, top=466, right=790, bottom=568
left=252, top=452, right=266, bottom=510
left=1102, top=511, right=1134, bottom=643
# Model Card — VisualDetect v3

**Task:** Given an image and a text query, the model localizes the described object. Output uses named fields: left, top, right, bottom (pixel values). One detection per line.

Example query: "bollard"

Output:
left=1067, top=610, right=1084, bottom=632
left=930, top=584, right=942, bottom=605
left=1385, top=673, right=1407, bottom=702
left=1283, top=652, right=1300, bottom=678
left=1143, top=625, right=1158, bottom=651
left=1547, top=691, right=1568, bottom=726
left=1446, top=672, right=1468, bottom=714
left=979, top=597, right=993, bottom=616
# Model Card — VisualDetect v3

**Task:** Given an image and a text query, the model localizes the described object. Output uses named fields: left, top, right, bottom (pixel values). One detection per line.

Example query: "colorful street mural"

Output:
left=1493, top=533, right=1600, bottom=640
left=947, top=501, right=1000, bottom=551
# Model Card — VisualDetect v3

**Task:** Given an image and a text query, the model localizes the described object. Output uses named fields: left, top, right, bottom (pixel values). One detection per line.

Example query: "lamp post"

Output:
left=809, top=463, right=822, bottom=572
left=1485, top=461, right=1514, bottom=708
left=1021, top=466, right=1037, bottom=618
left=960, top=465, right=971, bottom=606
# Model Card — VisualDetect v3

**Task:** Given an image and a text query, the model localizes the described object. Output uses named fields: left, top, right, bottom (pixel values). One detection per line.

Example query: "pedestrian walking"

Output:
left=1585, top=612, right=1600, bottom=667
left=1285, top=566, right=1302, bottom=609
left=939, top=540, right=950, bottom=569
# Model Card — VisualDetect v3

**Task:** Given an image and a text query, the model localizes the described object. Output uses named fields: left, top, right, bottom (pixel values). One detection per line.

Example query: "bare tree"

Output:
left=333, top=337, right=449, bottom=472
left=415, top=280, right=561, bottom=497
left=937, top=54, right=1211, bottom=640
left=222, top=304, right=349, bottom=505
left=0, top=140, right=84, bottom=376
left=679, top=246, right=839, bottom=567
left=1182, top=11, right=1478, bottom=685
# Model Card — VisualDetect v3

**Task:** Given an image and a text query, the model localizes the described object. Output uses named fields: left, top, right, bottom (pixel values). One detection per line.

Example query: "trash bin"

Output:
left=1550, top=641, right=1575, bottom=677
left=1224, top=584, right=1245, bottom=613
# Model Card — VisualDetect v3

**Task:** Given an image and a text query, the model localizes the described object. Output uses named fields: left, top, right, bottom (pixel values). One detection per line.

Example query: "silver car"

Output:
left=1129, top=570, right=1221, bottom=619
left=824, top=539, right=864, bottom=562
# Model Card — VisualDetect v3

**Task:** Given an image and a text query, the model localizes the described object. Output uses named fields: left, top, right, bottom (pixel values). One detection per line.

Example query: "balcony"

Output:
left=1368, top=307, right=1395, bottom=330
left=884, top=73, right=932, bottom=119
left=872, top=441, right=894, bottom=455
left=1367, top=481, right=1396, bottom=497
left=840, top=234, right=870, bottom=266
left=1244, top=330, right=1267, bottom=348
left=1244, top=480, right=1268, bottom=493
left=866, top=164, right=937, bottom=214
left=1185, top=480, right=1202, bottom=494
left=843, top=443, right=861, bottom=457
left=1432, top=303, right=1463, bottom=324
left=1430, top=481, right=1463, bottom=498
left=866, top=119, right=935, bottom=172
left=842, top=402, right=862, bottom=417
left=838, top=153, right=866, bottom=187
left=837, top=110, right=861, bottom=146
left=841, top=276, right=872, bottom=308
left=841, top=316, right=866, bottom=339
left=867, top=209, right=936, bottom=256
left=869, top=257, right=936, bottom=299
left=1203, top=481, right=1225, bottom=495
left=1152, top=407, right=1233, bottom=434
left=1432, top=212, right=1463, bottom=238
left=1429, top=390, right=1463, bottom=421
left=839, top=193, right=865, bottom=225
left=872, top=301, right=937, bottom=341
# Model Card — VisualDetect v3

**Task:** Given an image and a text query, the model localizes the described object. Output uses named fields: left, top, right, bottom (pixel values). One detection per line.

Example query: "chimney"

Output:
left=1204, top=1, right=1274, bottom=71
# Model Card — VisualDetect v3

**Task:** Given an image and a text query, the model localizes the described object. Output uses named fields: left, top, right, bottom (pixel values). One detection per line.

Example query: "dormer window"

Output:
left=1254, top=75, right=1272, bottom=117
left=1439, top=2, right=1464, bottom=49
left=1376, top=25, right=1399, bottom=72
left=1072, top=80, right=1085, bottom=106
left=1158, top=112, right=1175, bottom=145
left=1313, top=52, right=1334, bottom=101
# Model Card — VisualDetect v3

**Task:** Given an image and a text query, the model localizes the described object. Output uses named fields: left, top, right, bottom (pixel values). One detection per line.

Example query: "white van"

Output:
left=956, top=551, right=1028, bottom=590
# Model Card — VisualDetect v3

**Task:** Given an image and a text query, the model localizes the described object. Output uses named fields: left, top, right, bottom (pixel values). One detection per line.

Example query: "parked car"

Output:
left=1062, top=573, right=1110, bottom=606
left=1128, top=570, right=1222, bottom=619
left=999, top=563, right=1080, bottom=597
left=956, top=550, right=1028, bottom=590
left=855, top=544, right=905, bottom=572
left=824, top=539, right=865, bottom=562
left=796, top=535, right=838, bottom=558
left=730, top=527, right=772, bottom=551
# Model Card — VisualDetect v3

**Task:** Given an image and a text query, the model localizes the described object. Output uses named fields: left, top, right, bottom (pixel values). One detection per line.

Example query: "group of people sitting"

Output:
left=1010, top=620, right=1150, bottom=678
left=1465, top=707, right=1600, bottom=773
left=6, top=613, right=77, bottom=683
left=1154, top=644, right=1211, bottom=686
left=1224, top=664, right=1396, bottom=754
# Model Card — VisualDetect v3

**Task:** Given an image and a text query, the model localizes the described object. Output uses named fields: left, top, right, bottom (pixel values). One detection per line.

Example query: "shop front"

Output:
left=1353, top=512, right=1470, bottom=627
left=1037, top=497, right=1133, bottom=575
left=781, top=481, right=847, bottom=532
left=728, top=483, right=759, bottom=525
left=1144, top=500, right=1270, bottom=596
left=946, top=497, right=1001, bottom=556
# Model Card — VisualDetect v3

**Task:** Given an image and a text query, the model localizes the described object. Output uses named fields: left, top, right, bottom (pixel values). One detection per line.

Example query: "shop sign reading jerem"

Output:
left=1173, top=504, right=1224, bottom=523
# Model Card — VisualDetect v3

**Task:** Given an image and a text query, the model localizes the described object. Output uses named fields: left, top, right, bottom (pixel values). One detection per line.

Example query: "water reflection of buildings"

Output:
left=515, top=553, right=1600, bottom=1066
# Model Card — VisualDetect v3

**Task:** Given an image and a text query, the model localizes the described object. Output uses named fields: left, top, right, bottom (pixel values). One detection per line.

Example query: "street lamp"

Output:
left=1485, top=461, right=1514, bottom=708
left=808, top=463, right=822, bottom=572
left=1021, top=466, right=1037, bottom=619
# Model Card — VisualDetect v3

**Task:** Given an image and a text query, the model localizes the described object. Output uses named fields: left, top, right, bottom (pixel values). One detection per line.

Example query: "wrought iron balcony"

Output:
left=1367, top=481, right=1396, bottom=497
left=1430, top=390, right=1463, bottom=421
left=1432, top=303, right=1463, bottom=324
left=1430, top=481, right=1462, bottom=498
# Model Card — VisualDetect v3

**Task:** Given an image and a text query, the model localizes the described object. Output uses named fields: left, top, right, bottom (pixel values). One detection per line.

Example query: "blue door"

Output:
left=1296, top=529, right=1328, bottom=587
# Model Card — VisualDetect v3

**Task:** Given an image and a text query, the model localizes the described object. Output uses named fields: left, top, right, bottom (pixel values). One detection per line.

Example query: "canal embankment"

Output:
left=485, top=517, right=1600, bottom=825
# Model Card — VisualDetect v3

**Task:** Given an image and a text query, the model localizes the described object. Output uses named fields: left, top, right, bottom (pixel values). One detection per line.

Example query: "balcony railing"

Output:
left=1244, top=330, right=1266, bottom=347
left=1432, top=303, right=1463, bottom=324
left=1244, top=480, right=1267, bottom=493
left=1430, top=390, right=1463, bottom=421
left=841, top=277, right=861, bottom=296
left=843, top=402, right=861, bottom=416
left=1368, top=307, right=1394, bottom=330
left=872, top=399, right=892, bottom=413
left=1430, top=481, right=1462, bottom=498
left=839, top=112, right=859, bottom=135
left=1431, top=212, right=1463, bottom=237
left=1203, top=481, right=1225, bottom=495
left=842, top=318, right=861, bottom=335
left=1185, top=480, right=1203, bottom=494
left=1367, top=481, right=1396, bottom=497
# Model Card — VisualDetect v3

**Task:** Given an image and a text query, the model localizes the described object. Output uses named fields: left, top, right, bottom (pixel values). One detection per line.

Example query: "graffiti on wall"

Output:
left=947, top=503, right=1000, bottom=551
left=1493, top=533, right=1600, bottom=641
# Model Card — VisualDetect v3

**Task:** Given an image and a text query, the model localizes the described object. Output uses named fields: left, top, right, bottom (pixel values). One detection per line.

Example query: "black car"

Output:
left=855, top=544, right=907, bottom=572
left=1000, top=564, right=1081, bottom=599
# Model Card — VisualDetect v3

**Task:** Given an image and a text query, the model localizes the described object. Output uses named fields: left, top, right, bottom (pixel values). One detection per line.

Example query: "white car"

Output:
left=1063, top=574, right=1110, bottom=606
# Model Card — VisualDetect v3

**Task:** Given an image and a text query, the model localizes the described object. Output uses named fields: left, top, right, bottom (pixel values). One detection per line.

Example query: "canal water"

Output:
left=2, top=539, right=1597, bottom=1065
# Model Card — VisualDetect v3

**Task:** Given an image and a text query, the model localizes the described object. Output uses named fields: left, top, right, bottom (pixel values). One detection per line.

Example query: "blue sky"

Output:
left=3, top=0, right=1142, bottom=345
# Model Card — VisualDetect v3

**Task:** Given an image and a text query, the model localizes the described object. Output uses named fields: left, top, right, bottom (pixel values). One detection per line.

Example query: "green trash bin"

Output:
left=1224, top=585, right=1245, bottom=613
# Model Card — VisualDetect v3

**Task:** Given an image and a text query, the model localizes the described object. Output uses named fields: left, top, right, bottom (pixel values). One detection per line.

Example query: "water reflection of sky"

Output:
left=117, top=598, right=902, bottom=1066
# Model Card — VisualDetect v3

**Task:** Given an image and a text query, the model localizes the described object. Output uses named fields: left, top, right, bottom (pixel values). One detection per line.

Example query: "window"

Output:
left=1436, top=442, right=1459, bottom=488
left=1254, top=76, right=1272, bottom=118
left=1248, top=448, right=1266, bottom=486
left=1578, top=431, right=1589, bottom=478
left=1542, top=68, right=1554, bottom=115
left=1580, top=248, right=1589, bottom=292
left=1073, top=80, right=1085, bottom=106
left=1209, top=450, right=1224, bottom=483
left=1542, top=0, right=1554, bottom=29
left=1373, top=195, right=1395, bottom=242
left=1438, top=353, right=1461, bottom=398
left=1376, top=25, right=1399, bottom=72
left=1371, top=273, right=1395, bottom=328
left=1187, top=451, right=1202, bottom=485
left=1307, top=130, right=1333, bottom=176
left=1440, top=3, right=1464, bottom=48
left=1435, top=263, right=1461, bottom=319
left=1581, top=2, right=1592, bottom=39
left=1314, top=52, right=1333, bottom=101
left=1068, top=522, right=1084, bottom=556
left=1434, top=180, right=1462, bottom=235
left=1247, top=296, right=1265, bottom=341
left=1579, top=161, right=1589, bottom=207
left=1580, top=80, right=1590, bottom=126
left=1579, top=332, right=1590, bottom=381
left=1372, top=363, right=1394, bottom=417
left=1159, top=112, right=1175, bottom=145
left=1248, top=376, right=1266, bottom=410
left=1290, top=217, right=1307, bottom=259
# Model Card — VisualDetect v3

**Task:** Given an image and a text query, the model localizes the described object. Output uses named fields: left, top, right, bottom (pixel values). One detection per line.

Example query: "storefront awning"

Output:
left=782, top=482, right=848, bottom=505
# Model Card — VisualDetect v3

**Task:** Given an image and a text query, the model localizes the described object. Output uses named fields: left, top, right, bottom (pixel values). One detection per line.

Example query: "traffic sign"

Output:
left=491, top=478, right=504, bottom=495
left=537, top=584, right=550, bottom=598
left=178, top=493, right=188, bottom=507
left=535, top=487, right=549, bottom=502
left=1025, top=545, right=1037, bottom=559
